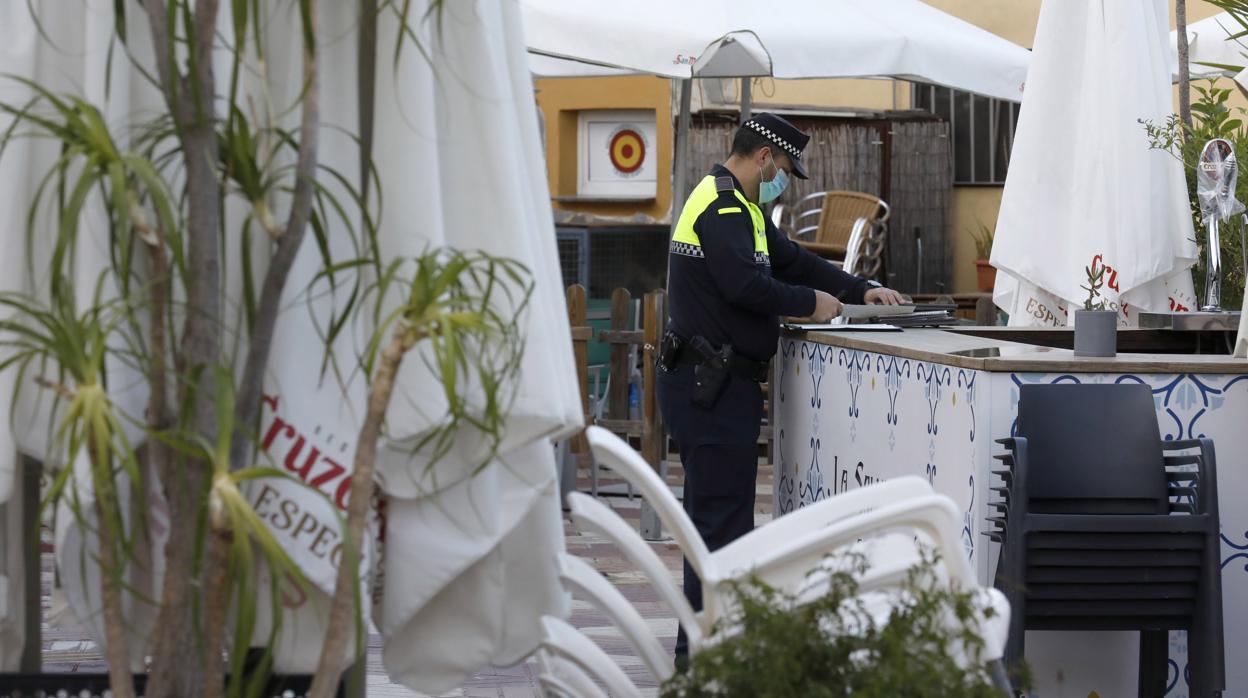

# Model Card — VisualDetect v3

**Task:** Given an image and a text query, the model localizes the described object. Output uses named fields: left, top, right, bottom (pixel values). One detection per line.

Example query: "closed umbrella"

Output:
left=362, top=0, right=583, bottom=691
left=0, top=1, right=161, bottom=670
left=992, top=0, right=1198, bottom=328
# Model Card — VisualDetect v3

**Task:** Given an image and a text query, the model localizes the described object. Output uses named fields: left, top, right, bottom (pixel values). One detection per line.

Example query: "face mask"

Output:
left=758, top=152, right=789, bottom=204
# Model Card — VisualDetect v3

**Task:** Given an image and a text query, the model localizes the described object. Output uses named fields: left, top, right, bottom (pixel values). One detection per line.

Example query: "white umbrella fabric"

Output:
left=1170, top=11, right=1248, bottom=83
left=0, top=7, right=37, bottom=665
left=520, top=0, right=1029, bottom=101
left=361, top=0, right=583, bottom=691
left=1, top=3, right=582, bottom=690
left=0, top=1, right=163, bottom=670
left=992, top=0, right=1198, bottom=328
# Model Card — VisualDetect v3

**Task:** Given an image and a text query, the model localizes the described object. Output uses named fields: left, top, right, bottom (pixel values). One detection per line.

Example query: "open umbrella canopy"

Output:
left=992, top=0, right=1198, bottom=327
left=1170, top=11, right=1248, bottom=81
left=520, top=0, right=1030, bottom=100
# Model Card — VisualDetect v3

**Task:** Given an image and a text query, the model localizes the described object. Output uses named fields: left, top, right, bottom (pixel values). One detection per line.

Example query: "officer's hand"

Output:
left=865, top=286, right=908, bottom=306
left=812, top=290, right=843, bottom=322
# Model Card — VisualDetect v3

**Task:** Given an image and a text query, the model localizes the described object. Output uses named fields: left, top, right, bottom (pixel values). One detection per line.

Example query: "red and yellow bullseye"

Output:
left=609, top=129, right=645, bottom=173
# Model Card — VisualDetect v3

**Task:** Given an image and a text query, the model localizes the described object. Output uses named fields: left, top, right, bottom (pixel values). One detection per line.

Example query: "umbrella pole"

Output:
left=740, top=78, right=752, bottom=124
left=645, top=79, right=693, bottom=541
left=19, top=456, right=39, bottom=672
left=671, top=79, right=694, bottom=227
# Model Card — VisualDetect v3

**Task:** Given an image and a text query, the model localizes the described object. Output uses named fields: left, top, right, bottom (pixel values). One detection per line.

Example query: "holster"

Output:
left=689, top=336, right=731, bottom=409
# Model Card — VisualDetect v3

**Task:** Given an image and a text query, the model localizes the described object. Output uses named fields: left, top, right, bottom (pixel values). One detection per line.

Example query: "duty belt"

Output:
left=660, top=331, right=770, bottom=383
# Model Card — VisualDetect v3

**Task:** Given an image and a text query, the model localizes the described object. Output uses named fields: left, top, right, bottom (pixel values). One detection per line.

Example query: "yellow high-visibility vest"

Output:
left=670, top=175, right=769, bottom=264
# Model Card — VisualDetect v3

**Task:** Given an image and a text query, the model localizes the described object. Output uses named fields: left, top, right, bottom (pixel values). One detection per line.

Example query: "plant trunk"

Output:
left=308, top=329, right=417, bottom=698
left=91, top=438, right=136, bottom=698
left=201, top=527, right=233, bottom=698
left=136, top=213, right=176, bottom=488
left=1178, top=0, right=1192, bottom=129
left=201, top=3, right=322, bottom=693
left=143, top=1, right=223, bottom=696
left=230, top=0, right=320, bottom=464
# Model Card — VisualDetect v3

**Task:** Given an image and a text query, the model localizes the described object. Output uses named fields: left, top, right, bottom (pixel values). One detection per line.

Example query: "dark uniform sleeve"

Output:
left=766, top=218, right=870, bottom=305
left=697, top=199, right=816, bottom=318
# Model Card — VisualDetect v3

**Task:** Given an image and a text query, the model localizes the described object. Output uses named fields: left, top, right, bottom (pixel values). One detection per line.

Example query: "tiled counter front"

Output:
left=775, top=338, right=1248, bottom=697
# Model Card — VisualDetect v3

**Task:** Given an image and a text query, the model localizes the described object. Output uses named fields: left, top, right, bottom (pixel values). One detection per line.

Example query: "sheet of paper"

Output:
left=839, top=304, right=915, bottom=319
left=786, top=323, right=902, bottom=332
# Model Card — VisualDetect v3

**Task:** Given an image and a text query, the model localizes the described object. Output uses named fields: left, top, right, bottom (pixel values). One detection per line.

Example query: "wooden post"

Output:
left=640, top=290, right=668, bottom=540
left=608, top=288, right=632, bottom=421
left=566, top=285, right=590, bottom=454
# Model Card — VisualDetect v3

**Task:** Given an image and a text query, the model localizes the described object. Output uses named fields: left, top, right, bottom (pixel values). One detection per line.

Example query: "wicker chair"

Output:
left=771, top=190, right=890, bottom=280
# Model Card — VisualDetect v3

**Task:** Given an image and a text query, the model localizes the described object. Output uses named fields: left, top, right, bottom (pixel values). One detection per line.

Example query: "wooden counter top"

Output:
left=781, top=326, right=1248, bottom=374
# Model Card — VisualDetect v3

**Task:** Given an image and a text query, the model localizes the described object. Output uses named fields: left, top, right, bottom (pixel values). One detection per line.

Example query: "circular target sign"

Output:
left=609, top=128, right=646, bottom=174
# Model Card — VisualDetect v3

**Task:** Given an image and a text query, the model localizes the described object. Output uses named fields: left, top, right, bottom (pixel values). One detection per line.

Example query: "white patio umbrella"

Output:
left=1170, top=11, right=1248, bottom=82
left=222, top=0, right=583, bottom=688
left=0, top=3, right=35, bottom=668
left=1, top=3, right=581, bottom=690
left=521, top=0, right=1029, bottom=101
left=992, top=0, right=1198, bottom=328
left=0, top=1, right=162, bottom=671
left=522, top=0, right=1030, bottom=218
left=360, top=0, right=583, bottom=691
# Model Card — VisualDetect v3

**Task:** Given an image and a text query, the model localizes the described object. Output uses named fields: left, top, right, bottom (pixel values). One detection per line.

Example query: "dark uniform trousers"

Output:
left=657, top=360, right=763, bottom=658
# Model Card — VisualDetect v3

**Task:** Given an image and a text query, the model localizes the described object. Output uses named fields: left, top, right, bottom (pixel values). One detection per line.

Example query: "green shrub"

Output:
left=661, top=552, right=1024, bottom=698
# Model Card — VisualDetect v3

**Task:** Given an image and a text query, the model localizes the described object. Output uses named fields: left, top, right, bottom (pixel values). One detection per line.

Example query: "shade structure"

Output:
left=1170, top=11, right=1248, bottom=82
left=992, top=0, right=1198, bottom=327
left=520, top=0, right=1029, bottom=100
left=529, top=54, right=634, bottom=78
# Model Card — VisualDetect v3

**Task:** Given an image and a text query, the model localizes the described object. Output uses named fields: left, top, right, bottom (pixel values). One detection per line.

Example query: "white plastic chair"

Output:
left=539, top=616, right=642, bottom=698
left=556, top=553, right=675, bottom=683
left=566, top=492, right=703, bottom=648
left=536, top=650, right=609, bottom=698
left=582, top=426, right=1009, bottom=665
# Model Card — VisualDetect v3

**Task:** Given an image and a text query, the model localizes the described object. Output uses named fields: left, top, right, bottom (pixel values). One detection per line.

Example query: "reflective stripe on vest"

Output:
left=671, top=175, right=769, bottom=261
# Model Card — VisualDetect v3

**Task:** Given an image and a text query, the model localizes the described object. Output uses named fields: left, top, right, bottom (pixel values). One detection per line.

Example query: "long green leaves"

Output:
left=334, top=248, right=533, bottom=479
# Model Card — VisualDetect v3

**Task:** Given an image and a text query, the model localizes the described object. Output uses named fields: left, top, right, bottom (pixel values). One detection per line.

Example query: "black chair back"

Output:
left=1017, top=383, right=1167, bottom=513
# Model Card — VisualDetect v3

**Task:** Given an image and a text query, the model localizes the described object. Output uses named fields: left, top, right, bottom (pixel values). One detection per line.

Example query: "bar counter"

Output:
left=774, top=326, right=1248, bottom=695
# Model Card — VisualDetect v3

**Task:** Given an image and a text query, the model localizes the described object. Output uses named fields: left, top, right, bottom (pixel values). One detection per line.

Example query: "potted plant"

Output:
left=1074, top=263, right=1118, bottom=357
left=968, top=223, right=996, bottom=293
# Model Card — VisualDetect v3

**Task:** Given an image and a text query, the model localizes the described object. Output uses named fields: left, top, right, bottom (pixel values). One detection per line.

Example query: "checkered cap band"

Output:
left=745, top=120, right=801, bottom=158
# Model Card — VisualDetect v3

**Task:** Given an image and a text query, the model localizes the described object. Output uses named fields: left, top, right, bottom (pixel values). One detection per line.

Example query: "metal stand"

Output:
left=1203, top=215, right=1223, bottom=311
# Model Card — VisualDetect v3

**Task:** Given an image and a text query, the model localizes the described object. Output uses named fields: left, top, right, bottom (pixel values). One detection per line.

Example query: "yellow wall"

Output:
left=535, top=75, right=672, bottom=224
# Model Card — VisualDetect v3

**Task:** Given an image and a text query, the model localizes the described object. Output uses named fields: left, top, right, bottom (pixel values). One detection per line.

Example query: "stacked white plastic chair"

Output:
left=538, top=426, right=1013, bottom=695
left=578, top=426, right=1011, bottom=674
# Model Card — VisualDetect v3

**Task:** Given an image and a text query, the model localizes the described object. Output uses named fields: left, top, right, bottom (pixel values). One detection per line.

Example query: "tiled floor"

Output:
left=36, top=455, right=775, bottom=698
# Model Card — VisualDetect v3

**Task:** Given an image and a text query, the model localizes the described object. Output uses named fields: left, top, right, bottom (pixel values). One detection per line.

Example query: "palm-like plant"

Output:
left=0, top=3, right=528, bottom=698
left=0, top=288, right=141, bottom=697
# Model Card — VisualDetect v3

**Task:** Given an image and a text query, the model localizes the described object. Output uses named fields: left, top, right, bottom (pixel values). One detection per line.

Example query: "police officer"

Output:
left=657, top=113, right=906, bottom=661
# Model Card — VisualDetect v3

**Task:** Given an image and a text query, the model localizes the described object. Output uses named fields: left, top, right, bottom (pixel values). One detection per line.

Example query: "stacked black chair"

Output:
left=987, top=383, right=1224, bottom=696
